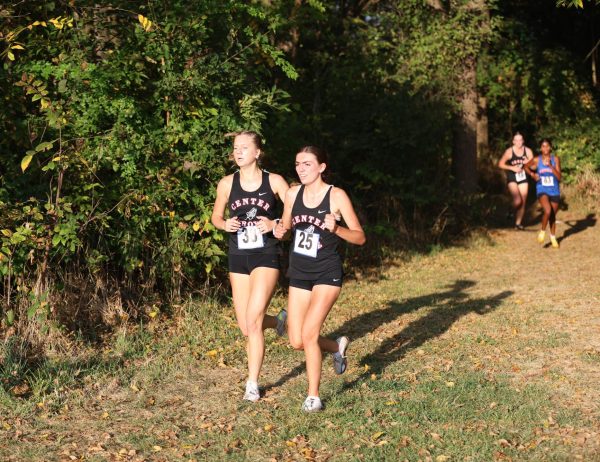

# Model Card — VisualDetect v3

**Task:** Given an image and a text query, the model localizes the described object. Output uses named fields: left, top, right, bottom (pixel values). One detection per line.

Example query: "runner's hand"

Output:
left=256, top=216, right=273, bottom=234
left=324, top=214, right=338, bottom=233
left=273, top=221, right=287, bottom=239
left=224, top=217, right=240, bottom=232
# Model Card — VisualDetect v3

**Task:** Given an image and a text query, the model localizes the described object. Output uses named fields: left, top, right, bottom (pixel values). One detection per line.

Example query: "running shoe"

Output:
left=550, top=235, right=559, bottom=248
left=537, top=230, right=546, bottom=244
left=276, top=309, right=287, bottom=337
left=332, top=336, right=349, bottom=375
left=243, top=380, right=260, bottom=402
left=301, top=396, right=323, bottom=413
left=514, top=224, right=524, bottom=231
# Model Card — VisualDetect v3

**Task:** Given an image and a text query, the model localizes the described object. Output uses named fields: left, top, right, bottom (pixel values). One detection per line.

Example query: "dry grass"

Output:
left=1, top=199, right=599, bottom=461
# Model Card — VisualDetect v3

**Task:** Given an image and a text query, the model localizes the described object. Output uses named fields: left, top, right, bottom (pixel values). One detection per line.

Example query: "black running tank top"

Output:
left=506, top=147, right=528, bottom=183
left=288, top=185, right=342, bottom=277
left=227, top=171, right=279, bottom=255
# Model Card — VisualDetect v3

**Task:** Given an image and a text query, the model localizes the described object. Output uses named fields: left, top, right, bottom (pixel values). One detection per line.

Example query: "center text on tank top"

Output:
left=288, top=185, right=342, bottom=276
left=227, top=170, right=279, bottom=255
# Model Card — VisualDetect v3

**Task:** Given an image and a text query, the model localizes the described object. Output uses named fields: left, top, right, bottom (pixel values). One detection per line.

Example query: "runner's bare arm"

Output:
left=258, top=174, right=291, bottom=233
left=524, top=156, right=539, bottom=180
left=211, top=176, right=240, bottom=232
left=498, top=149, right=519, bottom=173
left=327, top=188, right=366, bottom=246
left=551, top=156, right=562, bottom=182
left=273, top=185, right=299, bottom=240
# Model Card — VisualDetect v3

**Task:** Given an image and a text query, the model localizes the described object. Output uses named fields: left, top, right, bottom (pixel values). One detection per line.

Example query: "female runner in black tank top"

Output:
left=211, top=131, right=289, bottom=402
left=498, top=131, right=534, bottom=229
left=274, top=146, right=366, bottom=412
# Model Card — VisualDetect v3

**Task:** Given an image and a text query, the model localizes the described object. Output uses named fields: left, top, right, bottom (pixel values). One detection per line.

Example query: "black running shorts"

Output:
left=228, top=253, right=280, bottom=275
left=289, top=269, right=343, bottom=291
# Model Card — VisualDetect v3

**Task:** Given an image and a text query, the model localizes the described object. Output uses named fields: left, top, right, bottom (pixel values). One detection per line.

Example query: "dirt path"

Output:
left=2, top=205, right=599, bottom=461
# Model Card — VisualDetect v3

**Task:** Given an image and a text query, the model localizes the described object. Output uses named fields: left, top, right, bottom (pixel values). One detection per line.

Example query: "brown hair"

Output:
left=235, top=131, right=263, bottom=151
left=298, top=145, right=330, bottom=181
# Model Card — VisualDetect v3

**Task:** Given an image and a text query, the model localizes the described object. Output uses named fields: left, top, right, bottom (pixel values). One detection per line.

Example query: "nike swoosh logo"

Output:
left=258, top=192, right=267, bottom=196
left=318, top=210, right=326, bottom=214
left=333, top=279, right=340, bottom=282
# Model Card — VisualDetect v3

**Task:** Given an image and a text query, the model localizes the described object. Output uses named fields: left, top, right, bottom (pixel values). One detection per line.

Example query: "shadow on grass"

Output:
left=558, top=213, right=596, bottom=244
left=342, top=287, right=513, bottom=390
left=264, top=280, right=512, bottom=392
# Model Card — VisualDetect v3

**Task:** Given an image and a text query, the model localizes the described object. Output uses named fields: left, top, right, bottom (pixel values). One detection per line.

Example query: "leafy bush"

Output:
left=0, top=1, right=296, bottom=335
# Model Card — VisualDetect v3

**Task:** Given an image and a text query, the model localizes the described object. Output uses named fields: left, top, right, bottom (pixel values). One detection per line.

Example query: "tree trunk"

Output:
left=453, top=58, right=479, bottom=194
left=477, top=95, right=489, bottom=159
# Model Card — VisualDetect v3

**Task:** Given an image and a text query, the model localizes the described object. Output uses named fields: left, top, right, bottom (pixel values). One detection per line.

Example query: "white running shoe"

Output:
left=276, top=309, right=287, bottom=337
left=243, top=380, right=260, bottom=402
left=301, top=396, right=323, bottom=413
left=332, top=336, right=349, bottom=375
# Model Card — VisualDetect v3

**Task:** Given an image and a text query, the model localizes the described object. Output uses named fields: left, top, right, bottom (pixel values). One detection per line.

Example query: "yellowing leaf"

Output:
left=436, top=456, right=450, bottom=462
left=7, top=51, right=15, bottom=61
left=149, top=310, right=158, bottom=318
left=445, top=381, right=455, bottom=388
left=11, top=44, right=25, bottom=50
left=264, top=424, right=274, bottom=432
left=371, top=431, right=385, bottom=441
left=21, top=154, right=33, bottom=172
left=192, top=222, right=200, bottom=232
left=138, top=14, right=153, bottom=32
left=1, top=229, right=12, bottom=237
left=206, top=349, right=218, bottom=357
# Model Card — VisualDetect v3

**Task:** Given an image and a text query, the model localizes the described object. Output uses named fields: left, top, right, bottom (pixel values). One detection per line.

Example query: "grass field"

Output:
left=1, top=200, right=599, bottom=461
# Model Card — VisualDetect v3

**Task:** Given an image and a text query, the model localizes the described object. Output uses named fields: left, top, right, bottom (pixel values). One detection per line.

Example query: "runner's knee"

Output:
left=289, top=334, right=304, bottom=351
left=301, top=327, right=319, bottom=347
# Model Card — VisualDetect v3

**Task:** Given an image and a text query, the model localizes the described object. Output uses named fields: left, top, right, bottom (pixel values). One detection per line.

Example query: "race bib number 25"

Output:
left=237, top=226, right=264, bottom=249
left=293, top=230, right=320, bottom=258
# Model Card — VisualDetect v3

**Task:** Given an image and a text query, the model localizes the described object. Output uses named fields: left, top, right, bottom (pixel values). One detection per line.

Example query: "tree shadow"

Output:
left=558, top=213, right=596, bottom=244
left=341, top=288, right=513, bottom=390
left=263, top=280, right=510, bottom=392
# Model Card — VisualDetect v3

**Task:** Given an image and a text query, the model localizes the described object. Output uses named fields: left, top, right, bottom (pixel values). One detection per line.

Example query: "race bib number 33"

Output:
left=237, top=226, right=264, bottom=249
left=293, top=230, right=320, bottom=258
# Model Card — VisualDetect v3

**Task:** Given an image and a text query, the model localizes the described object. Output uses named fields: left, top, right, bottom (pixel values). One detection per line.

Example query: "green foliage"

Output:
left=0, top=0, right=598, bottom=340
left=542, top=117, right=600, bottom=181
left=0, top=0, right=295, bottom=326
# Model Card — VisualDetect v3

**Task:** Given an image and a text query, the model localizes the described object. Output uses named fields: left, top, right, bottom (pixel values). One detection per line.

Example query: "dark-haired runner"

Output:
left=274, top=146, right=366, bottom=412
left=524, top=138, right=561, bottom=248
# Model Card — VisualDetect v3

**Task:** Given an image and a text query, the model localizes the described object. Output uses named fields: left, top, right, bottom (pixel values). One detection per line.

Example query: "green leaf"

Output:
left=35, top=141, right=54, bottom=152
left=6, top=310, right=14, bottom=326
left=27, top=304, right=38, bottom=320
